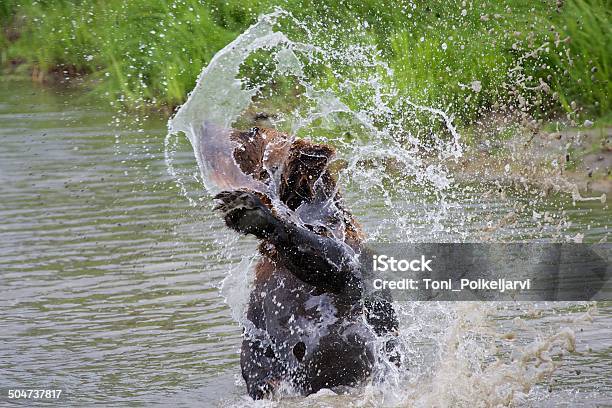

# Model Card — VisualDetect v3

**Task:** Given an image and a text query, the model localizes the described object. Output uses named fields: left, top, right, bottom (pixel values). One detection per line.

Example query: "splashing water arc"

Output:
left=168, top=11, right=289, bottom=195
left=167, top=10, right=463, bottom=204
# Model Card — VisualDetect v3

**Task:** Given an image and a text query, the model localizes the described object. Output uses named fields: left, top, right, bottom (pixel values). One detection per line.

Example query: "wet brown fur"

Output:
left=231, top=129, right=362, bottom=227
left=215, top=127, right=399, bottom=399
left=227, top=127, right=364, bottom=283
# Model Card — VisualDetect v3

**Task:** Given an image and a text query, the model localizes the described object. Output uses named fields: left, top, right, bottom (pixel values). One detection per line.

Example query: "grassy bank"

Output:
left=1, top=0, right=610, bottom=124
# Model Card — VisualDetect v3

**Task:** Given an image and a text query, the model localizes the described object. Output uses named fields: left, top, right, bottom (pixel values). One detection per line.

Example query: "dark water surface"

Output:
left=0, top=79, right=609, bottom=407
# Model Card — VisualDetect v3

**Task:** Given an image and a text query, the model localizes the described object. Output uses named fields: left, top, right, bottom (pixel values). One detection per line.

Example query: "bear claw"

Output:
left=213, top=189, right=277, bottom=237
left=213, top=190, right=265, bottom=214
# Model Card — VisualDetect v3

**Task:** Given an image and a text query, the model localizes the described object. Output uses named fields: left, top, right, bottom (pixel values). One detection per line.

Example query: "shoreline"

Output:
left=451, top=125, right=611, bottom=196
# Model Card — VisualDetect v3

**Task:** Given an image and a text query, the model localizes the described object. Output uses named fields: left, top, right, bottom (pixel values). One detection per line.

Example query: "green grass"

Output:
left=547, top=0, right=611, bottom=117
left=1, top=0, right=610, bottom=123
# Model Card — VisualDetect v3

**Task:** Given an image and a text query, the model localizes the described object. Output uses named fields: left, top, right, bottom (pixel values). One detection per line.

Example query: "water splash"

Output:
left=167, top=9, right=462, bottom=220
left=165, top=9, right=591, bottom=407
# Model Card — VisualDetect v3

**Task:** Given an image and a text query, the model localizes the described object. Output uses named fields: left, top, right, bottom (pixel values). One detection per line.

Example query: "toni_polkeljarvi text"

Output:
left=372, top=278, right=531, bottom=293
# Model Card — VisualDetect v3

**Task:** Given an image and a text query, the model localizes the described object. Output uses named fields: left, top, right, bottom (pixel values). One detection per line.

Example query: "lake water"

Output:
left=0, top=79, right=609, bottom=407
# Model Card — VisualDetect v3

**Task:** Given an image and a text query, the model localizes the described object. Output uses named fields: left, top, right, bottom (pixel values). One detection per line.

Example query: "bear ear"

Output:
left=228, top=127, right=268, bottom=178
left=290, top=138, right=336, bottom=158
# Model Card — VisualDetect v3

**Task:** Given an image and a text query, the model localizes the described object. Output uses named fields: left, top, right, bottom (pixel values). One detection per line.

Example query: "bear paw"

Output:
left=213, top=189, right=277, bottom=238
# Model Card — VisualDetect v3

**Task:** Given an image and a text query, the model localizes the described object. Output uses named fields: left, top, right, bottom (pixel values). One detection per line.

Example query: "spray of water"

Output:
left=165, top=10, right=587, bottom=406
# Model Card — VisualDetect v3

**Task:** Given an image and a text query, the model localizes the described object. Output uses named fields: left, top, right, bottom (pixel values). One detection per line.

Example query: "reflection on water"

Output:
left=0, top=80, right=609, bottom=406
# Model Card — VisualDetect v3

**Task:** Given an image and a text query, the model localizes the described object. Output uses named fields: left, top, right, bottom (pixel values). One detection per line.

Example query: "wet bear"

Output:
left=211, top=126, right=399, bottom=399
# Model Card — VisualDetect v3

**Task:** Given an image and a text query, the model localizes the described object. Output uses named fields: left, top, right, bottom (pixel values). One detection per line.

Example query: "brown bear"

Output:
left=211, top=125, right=400, bottom=399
